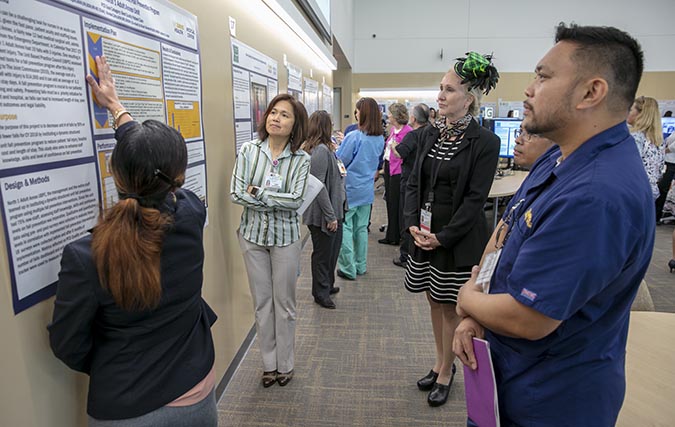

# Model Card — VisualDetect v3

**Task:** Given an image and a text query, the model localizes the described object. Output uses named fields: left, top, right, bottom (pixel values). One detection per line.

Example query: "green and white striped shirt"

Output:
left=231, top=139, right=310, bottom=247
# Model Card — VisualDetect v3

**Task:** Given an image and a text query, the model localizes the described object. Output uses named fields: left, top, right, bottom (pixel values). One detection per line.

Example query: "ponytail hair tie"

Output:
left=119, top=192, right=141, bottom=201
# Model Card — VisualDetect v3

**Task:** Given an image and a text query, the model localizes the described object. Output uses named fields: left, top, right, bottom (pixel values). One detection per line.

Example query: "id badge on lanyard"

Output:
left=476, top=197, right=526, bottom=293
left=264, top=160, right=283, bottom=192
left=420, top=203, right=432, bottom=233
left=336, top=157, right=347, bottom=177
left=476, top=249, right=501, bottom=293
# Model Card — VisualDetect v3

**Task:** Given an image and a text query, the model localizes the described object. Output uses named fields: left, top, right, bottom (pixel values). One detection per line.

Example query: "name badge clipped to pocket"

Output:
left=264, top=172, right=283, bottom=192
left=420, top=207, right=432, bottom=233
left=476, top=248, right=502, bottom=293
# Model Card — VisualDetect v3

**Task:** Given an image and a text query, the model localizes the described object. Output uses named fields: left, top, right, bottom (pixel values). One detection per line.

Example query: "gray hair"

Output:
left=412, top=103, right=430, bottom=124
left=388, top=103, right=409, bottom=125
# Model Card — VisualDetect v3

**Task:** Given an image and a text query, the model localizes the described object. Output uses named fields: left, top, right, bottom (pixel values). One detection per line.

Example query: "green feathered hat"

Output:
left=454, top=52, right=500, bottom=95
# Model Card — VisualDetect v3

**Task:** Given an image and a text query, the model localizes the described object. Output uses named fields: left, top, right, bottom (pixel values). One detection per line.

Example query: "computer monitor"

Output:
left=662, top=117, right=675, bottom=140
left=483, top=118, right=522, bottom=159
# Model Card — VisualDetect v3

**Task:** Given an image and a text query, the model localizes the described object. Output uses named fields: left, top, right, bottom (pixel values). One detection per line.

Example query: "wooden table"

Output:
left=617, top=311, right=675, bottom=426
left=488, top=170, right=528, bottom=229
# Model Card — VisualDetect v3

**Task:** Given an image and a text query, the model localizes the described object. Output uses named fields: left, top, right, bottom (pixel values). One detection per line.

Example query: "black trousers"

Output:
left=384, top=161, right=401, bottom=243
left=399, top=177, right=412, bottom=262
left=308, top=223, right=343, bottom=299
left=656, top=162, right=675, bottom=220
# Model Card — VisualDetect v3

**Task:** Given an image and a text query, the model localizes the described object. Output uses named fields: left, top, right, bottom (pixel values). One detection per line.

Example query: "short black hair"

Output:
left=555, top=23, right=644, bottom=112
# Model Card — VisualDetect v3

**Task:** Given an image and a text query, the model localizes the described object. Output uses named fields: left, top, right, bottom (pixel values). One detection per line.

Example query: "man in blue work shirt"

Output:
left=454, top=24, right=654, bottom=426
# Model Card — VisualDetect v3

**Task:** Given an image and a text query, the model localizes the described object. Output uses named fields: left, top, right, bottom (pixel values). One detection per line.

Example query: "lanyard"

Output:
left=494, top=174, right=555, bottom=249
left=426, top=137, right=461, bottom=205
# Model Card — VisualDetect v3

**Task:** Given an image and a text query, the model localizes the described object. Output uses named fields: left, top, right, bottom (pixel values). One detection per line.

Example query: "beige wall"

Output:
left=334, top=67, right=354, bottom=131
left=350, top=72, right=675, bottom=108
left=0, top=1, right=333, bottom=426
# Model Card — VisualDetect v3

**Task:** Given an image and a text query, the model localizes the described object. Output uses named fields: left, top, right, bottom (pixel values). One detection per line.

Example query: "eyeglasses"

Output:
left=514, top=128, right=538, bottom=142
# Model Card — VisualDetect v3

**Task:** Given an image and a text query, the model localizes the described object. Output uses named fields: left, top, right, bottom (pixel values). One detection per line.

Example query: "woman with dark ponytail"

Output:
left=48, top=56, right=217, bottom=426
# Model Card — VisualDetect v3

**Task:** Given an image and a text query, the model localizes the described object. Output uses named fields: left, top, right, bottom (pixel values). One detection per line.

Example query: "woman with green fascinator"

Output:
left=403, top=52, right=500, bottom=407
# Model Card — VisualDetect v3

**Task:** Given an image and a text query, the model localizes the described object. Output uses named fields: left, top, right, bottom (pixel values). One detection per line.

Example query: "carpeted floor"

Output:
left=217, top=187, right=469, bottom=426
left=217, top=184, right=675, bottom=426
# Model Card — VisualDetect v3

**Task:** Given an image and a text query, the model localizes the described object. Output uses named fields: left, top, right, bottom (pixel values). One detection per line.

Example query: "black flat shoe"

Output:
left=669, top=259, right=675, bottom=273
left=393, top=258, right=406, bottom=268
left=417, top=369, right=438, bottom=391
left=329, top=287, right=340, bottom=294
left=337, top=269, right=355, bottom=280
left=378, top=238, right=399, bottom=245
left=277, top=370, right=293, bottom=386
left=314, top=296, right=336, bottom=309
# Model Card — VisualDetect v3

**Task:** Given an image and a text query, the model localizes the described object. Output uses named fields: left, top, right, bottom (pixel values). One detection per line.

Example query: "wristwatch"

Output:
left=249, top=186, right=260, bottom=196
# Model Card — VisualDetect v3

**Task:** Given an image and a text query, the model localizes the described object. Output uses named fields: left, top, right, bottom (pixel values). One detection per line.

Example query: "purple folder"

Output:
left=463, top=338, right=500, bottom=427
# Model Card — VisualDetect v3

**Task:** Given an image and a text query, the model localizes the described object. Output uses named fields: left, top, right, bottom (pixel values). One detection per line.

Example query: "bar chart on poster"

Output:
left=0, top=0, right=208, bottom=313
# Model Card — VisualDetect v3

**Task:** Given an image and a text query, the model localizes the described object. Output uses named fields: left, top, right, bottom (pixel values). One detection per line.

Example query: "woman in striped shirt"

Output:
left=231, top=93, right=310, bottom=388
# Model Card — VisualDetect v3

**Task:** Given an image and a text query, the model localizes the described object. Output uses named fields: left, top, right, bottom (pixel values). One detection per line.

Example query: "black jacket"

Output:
left=397, top=124, right=427, bottom=182
left=404, top=119, right=500, bottom=267
left=48, top=189, right=217, bottom=420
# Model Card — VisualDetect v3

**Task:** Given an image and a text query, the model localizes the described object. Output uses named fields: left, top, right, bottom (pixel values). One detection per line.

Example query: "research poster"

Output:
left=0, top=0, right=207, bottom=313
left=303, top=77, right=319, bottom=116
left=322, top=83, right=332, bottom=115
left=230, top=38, right=278, bottom=153
left=287, top=62, right=302, bottom=102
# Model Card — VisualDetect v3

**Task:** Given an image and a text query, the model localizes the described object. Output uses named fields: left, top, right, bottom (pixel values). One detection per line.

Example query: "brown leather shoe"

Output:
left=277, top=370, right=294, bottom=386
left=262, top=371, right=277, bottom=388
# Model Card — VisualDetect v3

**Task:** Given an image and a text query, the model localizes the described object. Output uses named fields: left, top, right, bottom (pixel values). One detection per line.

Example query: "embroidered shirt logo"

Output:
left=520, top=288, right=537, bottom=302
left=524, top=208, right=533, bottom=228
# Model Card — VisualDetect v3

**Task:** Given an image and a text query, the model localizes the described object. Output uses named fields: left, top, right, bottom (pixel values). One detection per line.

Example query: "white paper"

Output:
left=296, top=174, right=324, bottom=216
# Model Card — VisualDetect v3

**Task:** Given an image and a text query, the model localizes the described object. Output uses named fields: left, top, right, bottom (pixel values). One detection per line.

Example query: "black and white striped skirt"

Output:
left=404, top=249, right=472, bottom=304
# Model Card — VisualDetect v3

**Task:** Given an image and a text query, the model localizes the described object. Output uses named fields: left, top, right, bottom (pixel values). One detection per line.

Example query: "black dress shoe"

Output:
left=329, top=287, right=340, bottom=294
left=392, top=258, right=406, bottom=268
left=417, top=369, right=438, bottom=391
left=427, top=363, right=456, bottom=407
left=314, top=296, right=336, bottom=309
left=427, top=382, right=450, bottom=407
left=378, top=238, right=399, bottom=245
left=337, top=269, right=355, bottom=280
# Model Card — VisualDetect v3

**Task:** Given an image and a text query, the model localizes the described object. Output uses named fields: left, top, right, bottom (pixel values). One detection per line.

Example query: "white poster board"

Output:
left=322, top=84, right=333, bottom=115
left=230, top=38, right=279, bottom=153
left=303, top=77, right=319, bottom=116
left=287, top=62, right=303, bottom=102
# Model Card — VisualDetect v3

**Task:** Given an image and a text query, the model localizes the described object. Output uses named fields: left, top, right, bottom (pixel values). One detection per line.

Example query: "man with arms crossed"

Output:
left=454, top=24, right=654, bottom=426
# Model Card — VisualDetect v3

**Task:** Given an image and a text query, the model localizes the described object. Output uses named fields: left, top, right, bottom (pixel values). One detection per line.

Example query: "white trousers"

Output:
left=238, top=233, right=302, bottom=373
